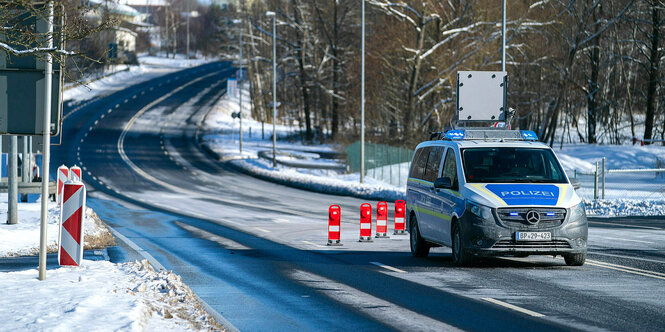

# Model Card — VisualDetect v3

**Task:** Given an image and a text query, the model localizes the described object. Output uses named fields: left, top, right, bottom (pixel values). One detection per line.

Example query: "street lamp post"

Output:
left=233, top=19, right=243, bottom=154
left=360, top=0, right=365, bottom=183
left=502, top=0, right=506, bottom=72
left=266, top=11, right=277, bottom=168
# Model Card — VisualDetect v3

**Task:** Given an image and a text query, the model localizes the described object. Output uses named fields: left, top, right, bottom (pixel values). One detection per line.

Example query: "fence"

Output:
left=345, top=141, right=413, bottom=188
left=571, top=157, right=665, bottom=201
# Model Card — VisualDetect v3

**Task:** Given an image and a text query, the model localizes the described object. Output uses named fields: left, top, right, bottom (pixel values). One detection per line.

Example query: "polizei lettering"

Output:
left=500, top=190, right=555, bottom=197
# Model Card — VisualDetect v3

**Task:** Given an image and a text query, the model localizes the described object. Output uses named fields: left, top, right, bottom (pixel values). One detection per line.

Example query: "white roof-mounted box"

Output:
left=456, top=71, right=507, bottom=123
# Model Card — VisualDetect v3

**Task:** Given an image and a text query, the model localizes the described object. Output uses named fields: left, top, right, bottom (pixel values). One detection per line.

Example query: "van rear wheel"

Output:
left=410, top=216, right=430, bottom=257
left=452, top=221, right=474, bottom=266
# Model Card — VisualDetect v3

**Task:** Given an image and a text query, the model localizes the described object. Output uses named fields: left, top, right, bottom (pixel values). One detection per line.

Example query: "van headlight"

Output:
left=568, top=202, right=587, bottom=223
left=467, top=201, right=493, bottom=220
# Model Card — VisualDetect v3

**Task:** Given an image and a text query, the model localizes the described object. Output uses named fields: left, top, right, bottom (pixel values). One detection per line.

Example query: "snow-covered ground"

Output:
left=202, top=83, right=665, bottom=216
left=0, top=194, right=224, bottom=331
left=1, top=259, right=223, bottom=331
left=0, top=194, right=113, bottom=257
left=64, top=53, right=213, bottom=103
left=200, top=83, right=404, bottom=201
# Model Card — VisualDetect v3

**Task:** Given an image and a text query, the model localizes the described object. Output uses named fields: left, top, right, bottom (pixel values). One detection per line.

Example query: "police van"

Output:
left=405, top=71, right=587, bottom=266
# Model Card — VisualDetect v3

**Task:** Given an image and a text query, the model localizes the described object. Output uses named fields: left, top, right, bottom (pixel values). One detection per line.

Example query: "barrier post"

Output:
left=70, top=165, right=82, bottom=182
left=58, top=181, right=86, bottom=266
left=327, top=205, right=342, bottom=246
left=359, top=203, right=373, bottom=242
left=375, top=201, right=389, bottom=238
left=57, top=165, right=69, bottom=205
left=394, top=200, right=406, bottom=234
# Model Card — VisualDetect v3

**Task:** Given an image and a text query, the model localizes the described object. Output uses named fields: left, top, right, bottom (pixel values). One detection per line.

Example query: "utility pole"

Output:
left=360, top=0, right=365, bottom=183
left=186, top=0, right=190, bottom=59
left=501, top=0, right=506, bottom=72
left=266, top=11, right=277, bottom=168
left=39, top=0, right=54, bottom=281
left=7, top=136, right=17, bottom=225
left=236, top=18, right=243, bottom=154
left=21, top=136, right=28, bottom=202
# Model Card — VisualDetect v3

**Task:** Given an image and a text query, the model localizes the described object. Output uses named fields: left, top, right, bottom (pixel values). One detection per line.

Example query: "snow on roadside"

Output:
left=0, top=259, right=224, bottom=331
left=202, top=81, right=665, bottom=216
left=0, top=194, right=114, bottom=257
left=64, top=53, right=213, bottom=103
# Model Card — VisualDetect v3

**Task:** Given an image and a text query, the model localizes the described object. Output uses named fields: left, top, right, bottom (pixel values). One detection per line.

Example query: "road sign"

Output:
left=0, top=11, right=63, bottom=136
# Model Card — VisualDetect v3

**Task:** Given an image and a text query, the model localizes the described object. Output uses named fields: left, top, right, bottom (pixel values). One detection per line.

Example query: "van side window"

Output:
left=410, top=147, right=430, bottom=180
left=441, top=148, right=458, bottom=189
left=423, top=147, right=444, bottom=182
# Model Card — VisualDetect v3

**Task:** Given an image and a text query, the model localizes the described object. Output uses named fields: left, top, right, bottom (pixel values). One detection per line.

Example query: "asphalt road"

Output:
left=52, top=61, right=665, bottom=331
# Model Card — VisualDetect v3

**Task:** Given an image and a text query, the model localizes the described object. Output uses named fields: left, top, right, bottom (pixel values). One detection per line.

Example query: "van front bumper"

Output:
left=459, top=205, right=588, bottom=256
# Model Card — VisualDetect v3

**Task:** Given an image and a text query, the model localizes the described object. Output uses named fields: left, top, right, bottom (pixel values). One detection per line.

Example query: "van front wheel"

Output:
left=410, top=216, right=430, bottom=257
left=452, top=221, right=474, bottom=266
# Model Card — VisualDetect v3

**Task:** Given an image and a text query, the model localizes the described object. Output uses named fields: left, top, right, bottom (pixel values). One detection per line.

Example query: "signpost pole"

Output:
left=7, top=136, right=17, bottom=225
left=21, top=136, right=28, bottom=202
left=360, top=0, right=365, bottom=184
left=39, top=0, right=54, bottom=281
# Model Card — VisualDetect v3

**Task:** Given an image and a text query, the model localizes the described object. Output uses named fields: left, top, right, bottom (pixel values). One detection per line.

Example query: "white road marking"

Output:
left=595, top=236, right=655, bottom=244
left=482, top=298, right=544, bottom=317
left=291, top=270, right=461, bottom=332
left=589, top=220, right=664, bottom=230
left=370, top=262, right=407, bottom=273
left=273, top=218, right=291, bottom=223
left=253, top=227, right=271, bottom=233
left=587, top=259, right=665, bottom=280
left=589, top=251, right=665, bottom=265
left=175, top=221, right=250, bottom=250
left=301, top=240, right=326, bottom=248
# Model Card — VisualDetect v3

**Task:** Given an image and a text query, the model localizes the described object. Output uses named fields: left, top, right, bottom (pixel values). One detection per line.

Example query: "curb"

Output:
left=106, top=224, right=239, bottom=332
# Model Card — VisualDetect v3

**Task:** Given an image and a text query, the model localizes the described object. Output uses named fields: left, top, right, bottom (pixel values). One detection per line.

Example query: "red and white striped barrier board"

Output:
left=359, top=203, right=373, bottom=242
left=70, top=165, right=82, bottom=182
left=32, top=163, right=39, bottom=180
left=394, top=200, right=406, bottom=234
left=57, top=165, right=69, bottom=204
left=327, top=205, right=342, bottom=246
left=375, top=201, right=389, bottom=238
left=58, top=181, right=86, bottom=266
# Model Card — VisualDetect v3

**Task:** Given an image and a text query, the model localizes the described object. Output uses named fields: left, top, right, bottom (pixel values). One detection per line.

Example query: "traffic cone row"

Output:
left=327, top=200, right=407, bottom=246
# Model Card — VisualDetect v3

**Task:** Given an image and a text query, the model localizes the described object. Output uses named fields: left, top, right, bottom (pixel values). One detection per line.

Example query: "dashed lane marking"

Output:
left=589, top=251, right=665, bottom=265
left=301, top=241, right=326, bottom=248
left=594, top=236, right=654, bottom=245
left=253, top=227, right=271, bottom=233
left=587, top=259, right=665, bottom=280
left=370, top=262, right=407, bottom=273
left=291, top=270, right=461, bottom=331
left=482, top=298, right=545, bottom=318
left=175, top=221, right=250, bottom=250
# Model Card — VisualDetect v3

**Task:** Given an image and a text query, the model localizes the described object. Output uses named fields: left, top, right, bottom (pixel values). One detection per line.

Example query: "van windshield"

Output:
left=461, top=147, right=567, bottom=183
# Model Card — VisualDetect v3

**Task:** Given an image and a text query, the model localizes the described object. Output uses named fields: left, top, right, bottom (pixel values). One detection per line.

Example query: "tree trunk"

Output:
left=404, top=16, right=427, bottom=140
left=644, top=2, right=661, bottom=144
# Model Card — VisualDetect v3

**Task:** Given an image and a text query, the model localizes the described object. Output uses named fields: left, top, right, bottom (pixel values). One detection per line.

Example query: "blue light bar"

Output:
left=521, top=130, right=538, bottom=141
left=445, top=130, right=465, bottom=140
left=546, top=212, right=555, bottom=216
left=509, top=212, right=519, bottom=216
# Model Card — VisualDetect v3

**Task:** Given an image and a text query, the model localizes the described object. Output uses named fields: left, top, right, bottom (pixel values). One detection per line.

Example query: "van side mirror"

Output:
left=433, top=177, right=453, bottom=189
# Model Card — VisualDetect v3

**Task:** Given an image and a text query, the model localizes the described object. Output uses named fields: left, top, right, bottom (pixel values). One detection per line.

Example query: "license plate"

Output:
left=516, top=232, right=551, bottom=241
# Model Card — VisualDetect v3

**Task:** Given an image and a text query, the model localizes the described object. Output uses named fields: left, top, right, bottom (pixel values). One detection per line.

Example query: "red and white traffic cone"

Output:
left=327, top=205, right=342, bottom=246
left=57, top=165, right=69, bottom=205
left=394, top=200, right=406, bottom=235
left=58, top=181, right=86, bottom=266
left=375, top=201, right=389, bottom=238
left=70, top=164, right=82, bottom=182
left=359, top=203, right=373, bottom=242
